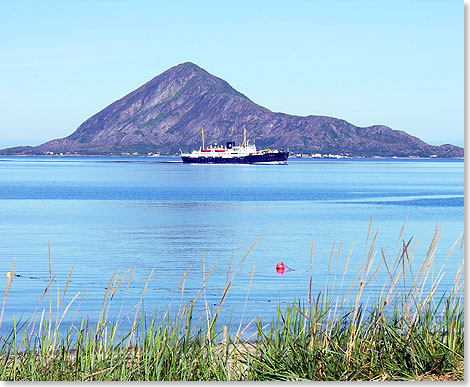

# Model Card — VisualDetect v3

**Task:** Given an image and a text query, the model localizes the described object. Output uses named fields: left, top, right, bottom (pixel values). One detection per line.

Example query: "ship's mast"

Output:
left=242, top=126, right=247, bottom=148
left=201, top=128, right=205, bottom=150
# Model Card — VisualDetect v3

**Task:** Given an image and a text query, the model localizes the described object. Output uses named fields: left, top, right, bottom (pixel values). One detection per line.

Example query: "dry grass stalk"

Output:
left=235, top=265, right=255, bottom=340
left=0, top=260, right=15, bottom=332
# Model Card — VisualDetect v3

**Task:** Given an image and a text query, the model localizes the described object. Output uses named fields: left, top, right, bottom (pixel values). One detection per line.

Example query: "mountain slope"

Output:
left=2, top=62, right=463, bottom=157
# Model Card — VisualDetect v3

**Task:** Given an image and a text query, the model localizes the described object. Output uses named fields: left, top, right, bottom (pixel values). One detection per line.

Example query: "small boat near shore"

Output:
left=181, top=128, right=289, bottom=164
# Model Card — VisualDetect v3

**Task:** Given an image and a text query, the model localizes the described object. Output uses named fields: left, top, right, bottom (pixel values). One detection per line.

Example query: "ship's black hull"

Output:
left=181, top=152, right=289, bottom=164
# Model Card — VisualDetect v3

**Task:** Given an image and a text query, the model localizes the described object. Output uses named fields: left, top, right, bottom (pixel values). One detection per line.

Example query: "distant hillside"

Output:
left=1, top=62, right=463, bottom=157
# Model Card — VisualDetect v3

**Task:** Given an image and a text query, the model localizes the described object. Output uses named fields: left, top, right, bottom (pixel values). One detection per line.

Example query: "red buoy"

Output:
left=276, top=262, right=285, bottom=270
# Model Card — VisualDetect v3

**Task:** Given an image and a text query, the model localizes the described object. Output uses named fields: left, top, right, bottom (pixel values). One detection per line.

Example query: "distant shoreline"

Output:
left=0, top=154, right=464, bottom=160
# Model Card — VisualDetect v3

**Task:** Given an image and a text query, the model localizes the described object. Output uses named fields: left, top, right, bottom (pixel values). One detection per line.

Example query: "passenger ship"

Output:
left=180, top=128, right=289, bottom=164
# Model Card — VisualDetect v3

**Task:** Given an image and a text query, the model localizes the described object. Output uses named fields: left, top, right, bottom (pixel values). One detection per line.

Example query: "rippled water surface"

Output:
left=0, top=157, right=464, bottom=334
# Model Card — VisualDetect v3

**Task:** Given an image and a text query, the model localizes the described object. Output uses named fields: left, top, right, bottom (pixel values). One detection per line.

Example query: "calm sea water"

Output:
left=0, top=157, right=464, bottom=335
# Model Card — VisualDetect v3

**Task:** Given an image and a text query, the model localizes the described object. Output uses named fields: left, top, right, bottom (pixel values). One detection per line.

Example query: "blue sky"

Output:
left=0, top=0, right=462, bottom=148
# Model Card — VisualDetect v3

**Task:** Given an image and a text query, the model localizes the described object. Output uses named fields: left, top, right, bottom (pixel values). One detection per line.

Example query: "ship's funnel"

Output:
left=226, top=142, right=235, bottom=149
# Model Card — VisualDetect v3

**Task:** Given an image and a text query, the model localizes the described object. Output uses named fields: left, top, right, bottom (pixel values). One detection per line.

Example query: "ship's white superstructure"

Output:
left=182, top=143, right=258, bottom=158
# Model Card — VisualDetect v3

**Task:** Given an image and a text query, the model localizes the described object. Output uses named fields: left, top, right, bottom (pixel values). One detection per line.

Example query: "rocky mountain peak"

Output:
left=0, top=63, right=463, bottom=158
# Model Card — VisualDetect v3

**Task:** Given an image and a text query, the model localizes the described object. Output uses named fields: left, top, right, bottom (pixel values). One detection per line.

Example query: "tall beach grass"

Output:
left=0, top=221, right=463, bottom=381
